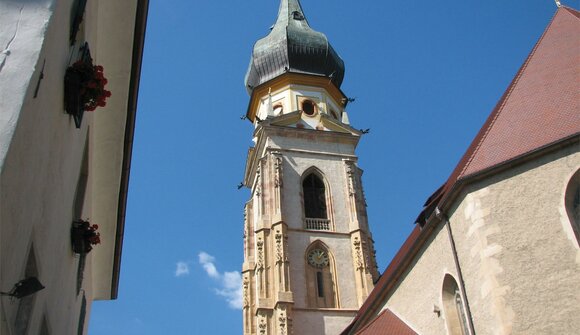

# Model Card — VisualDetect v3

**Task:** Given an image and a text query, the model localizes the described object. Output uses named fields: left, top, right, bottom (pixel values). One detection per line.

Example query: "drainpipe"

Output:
left=436, top=207, right=476, bottom=335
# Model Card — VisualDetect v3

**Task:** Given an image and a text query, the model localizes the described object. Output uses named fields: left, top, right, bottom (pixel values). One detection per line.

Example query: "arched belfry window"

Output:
left=302, top=171, right=331, bottom=230
left=565, top=169, right=580, bottom=245
left=303, top=173, right=327, bottom=219
left=442, top=274, right=469, bottom=335
left=305, top=242, right=338, bottom=308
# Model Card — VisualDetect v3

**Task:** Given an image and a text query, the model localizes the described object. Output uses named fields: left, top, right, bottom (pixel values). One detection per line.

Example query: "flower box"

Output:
left=71, top=220, right=101, bottom=254
left=64, top=43, right=111, bottom=128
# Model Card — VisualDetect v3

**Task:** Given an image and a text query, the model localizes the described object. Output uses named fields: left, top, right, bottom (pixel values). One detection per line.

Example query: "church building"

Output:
left=241, top=1, right=579, bottom=335
left=343, top=5, right=580, bottom=335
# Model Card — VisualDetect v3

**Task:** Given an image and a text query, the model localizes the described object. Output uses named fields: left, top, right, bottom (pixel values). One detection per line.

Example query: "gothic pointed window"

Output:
left=303, top=173, right=327, bottom=219
left=303, top=172, right=331, bottom=230
left=305, top=242, right=338, bottom=308
left=565, top=169, right=580, bottom=245
left=442, top=274, right=469, bottom=335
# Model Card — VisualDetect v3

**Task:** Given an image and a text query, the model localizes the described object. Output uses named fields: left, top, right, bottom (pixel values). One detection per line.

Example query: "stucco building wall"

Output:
left=0, top=1, right=95, bottom=334
left=379, top=222, right=458, bottom=335
left=450, top=145, right=580, bottom=335
left=0, top=0, right=144, bottom=333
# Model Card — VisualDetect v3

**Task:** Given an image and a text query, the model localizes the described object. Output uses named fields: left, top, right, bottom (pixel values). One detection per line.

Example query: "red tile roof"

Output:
left=453, top=6, right=580, bottom=181
left=355, top=309, right=418, bottom=335
left=344, top=6, right=580, bottom=334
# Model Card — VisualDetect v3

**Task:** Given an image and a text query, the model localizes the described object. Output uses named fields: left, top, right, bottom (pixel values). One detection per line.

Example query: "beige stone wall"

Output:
left=376, top=145, right=579, bottom=335
left=380, top=222, right=458, bottom=335
left=450, top=145, right=580, bottom=335
left=293, top=309, right=358, bottom=335
left=243, top=121, right=379, bottom=333
left=275, top=140, right=372, bottom=309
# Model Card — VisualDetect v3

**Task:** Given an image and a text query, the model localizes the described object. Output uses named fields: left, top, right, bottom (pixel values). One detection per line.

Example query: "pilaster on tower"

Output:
left=241, top=1, right=379, bottom=334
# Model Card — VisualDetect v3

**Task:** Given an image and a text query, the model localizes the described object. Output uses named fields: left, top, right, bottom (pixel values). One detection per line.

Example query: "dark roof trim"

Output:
left=438, top=133, right=580, bottom=214
left=112, top=0, right=149, bottom=300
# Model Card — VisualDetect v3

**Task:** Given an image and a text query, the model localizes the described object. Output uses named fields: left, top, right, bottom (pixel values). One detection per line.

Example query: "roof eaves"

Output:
left=111, top=0, right=149, bottom=299
left=437, top=132, right=580, bottom=215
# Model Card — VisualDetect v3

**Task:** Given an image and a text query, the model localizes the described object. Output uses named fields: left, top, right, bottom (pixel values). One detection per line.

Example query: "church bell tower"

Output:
left=241, top=1, right=379, bottom=334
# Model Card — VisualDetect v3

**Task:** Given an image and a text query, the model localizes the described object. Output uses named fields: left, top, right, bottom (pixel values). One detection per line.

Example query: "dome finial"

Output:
left=274, top=0, right=310, bottom=27
left=244, top=0, right=345, bottom=94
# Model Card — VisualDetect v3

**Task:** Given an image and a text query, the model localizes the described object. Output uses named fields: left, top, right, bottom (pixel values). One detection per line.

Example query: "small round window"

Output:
left=302, top=100, right=316, bottom=116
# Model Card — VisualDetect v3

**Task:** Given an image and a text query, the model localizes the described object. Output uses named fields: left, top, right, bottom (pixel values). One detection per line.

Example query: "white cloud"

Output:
left=198, top=252, right=220, bottom=279
left=198, top=251, right=243, bottom=309
left=175, top=261, right=190, bottom=277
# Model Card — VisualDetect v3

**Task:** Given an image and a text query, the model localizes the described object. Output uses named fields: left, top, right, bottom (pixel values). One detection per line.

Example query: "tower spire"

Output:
left=273, top=0, right=310, bottom=27
left=244, top=0, right=345, bottom=95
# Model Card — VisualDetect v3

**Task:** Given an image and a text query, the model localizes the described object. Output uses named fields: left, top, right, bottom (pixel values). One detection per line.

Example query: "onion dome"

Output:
left=244, top=0, right=345, bottom=94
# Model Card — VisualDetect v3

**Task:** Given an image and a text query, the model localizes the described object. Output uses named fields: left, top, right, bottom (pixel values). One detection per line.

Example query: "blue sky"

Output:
left=89, top=1, right=569, bottom=334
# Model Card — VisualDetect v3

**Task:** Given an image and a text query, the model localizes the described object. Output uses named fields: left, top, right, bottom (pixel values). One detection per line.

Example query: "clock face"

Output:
left=308, top=249, right=329, bottom=268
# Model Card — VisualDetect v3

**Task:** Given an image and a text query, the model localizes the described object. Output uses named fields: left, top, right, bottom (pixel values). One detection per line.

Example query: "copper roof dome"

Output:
left=244, top=0, right=345, bottom=94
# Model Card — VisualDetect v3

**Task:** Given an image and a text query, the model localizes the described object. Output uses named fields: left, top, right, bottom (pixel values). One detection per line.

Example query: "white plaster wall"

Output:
left=380, top=222, right=458, bottom=335
left=0, top=0, right=55, bottom=170
left=450, top=146, right=580, bottom=335
left=0, top=0, right=139, bottom=333
left=0, top=0, right=95, bottom=333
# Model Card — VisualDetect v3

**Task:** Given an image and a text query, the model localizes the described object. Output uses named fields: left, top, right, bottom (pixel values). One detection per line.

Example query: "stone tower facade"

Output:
left=241, top=1, right=379, bottom=334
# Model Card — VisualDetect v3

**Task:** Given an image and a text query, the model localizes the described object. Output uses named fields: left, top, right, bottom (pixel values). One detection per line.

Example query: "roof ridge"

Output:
left=562, top=6, right=580, bottom=19
left=458, top=8, right=560, bottom=178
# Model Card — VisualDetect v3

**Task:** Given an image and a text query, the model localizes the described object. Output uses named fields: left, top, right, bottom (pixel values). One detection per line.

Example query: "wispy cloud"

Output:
left=198, top=251, right=242, bottom=309
left=175, top=261, right=190, bottom=277
left=198, top=252, right=219, bottom=279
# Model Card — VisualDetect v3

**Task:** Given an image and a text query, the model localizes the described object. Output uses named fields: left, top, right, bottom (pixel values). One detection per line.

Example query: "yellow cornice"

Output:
left=246, top=73, right=347, bottom=122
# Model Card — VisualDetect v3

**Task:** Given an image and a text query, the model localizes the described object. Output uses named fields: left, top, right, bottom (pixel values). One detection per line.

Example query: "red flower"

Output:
left=70, top=60, right=110, bottom=112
